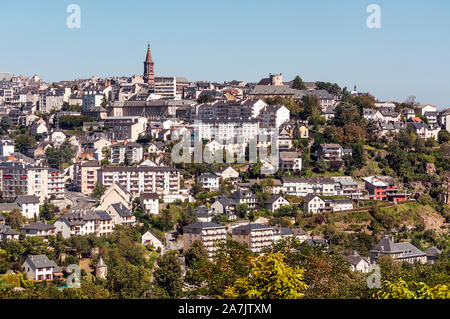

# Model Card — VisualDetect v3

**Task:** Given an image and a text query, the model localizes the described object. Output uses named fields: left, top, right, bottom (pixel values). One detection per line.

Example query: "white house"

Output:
left=218, top=166, right=240, bottom=180
left=141, top=230, right=165, bottom=252
left=14, top=195, right=40, bottom=219
left=303, top=195, right=326, bottom=214
left=346, top=251, right=370, bottom=273
left=22, top=255, right=61, bottom=281
left=197, top=173, right=220, bottom=191
left=140, top=192, right=160, bottom=215
left=265, top=195, right=290, bottom=212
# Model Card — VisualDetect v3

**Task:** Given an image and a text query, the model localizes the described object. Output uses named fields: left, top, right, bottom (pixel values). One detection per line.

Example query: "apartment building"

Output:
left=0, top=163, right=64, bottom=202
left=97, top=166, right=180, bottom=196
left=54, top=210, right=114, bottom=239
left=110, top=142, right=143, bottom=164
left=183, top=222, right=227, bottom=258
left=282, top=177, right=335, bottom=197
left=20, top=221, right=56, bottom=239
left=370, top=236, right=427, bottom=264
left=232, top=223, right=274, bottom=253
left=73, top=161, right=101, bottom=195
left=279, top=152, right=302, bottom=172
left=195, top=119, right=260, bottom=143
left=0, top=139, right=15, bottom=157
left=140, top=192, right=160, bottom=215
left=197, top=173, right=220, bottom=191
left=154, top=76, right=177, bottom=99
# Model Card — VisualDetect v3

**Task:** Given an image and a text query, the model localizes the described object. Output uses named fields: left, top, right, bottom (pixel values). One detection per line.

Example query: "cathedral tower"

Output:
left=143, top=43, right=155, bottom=86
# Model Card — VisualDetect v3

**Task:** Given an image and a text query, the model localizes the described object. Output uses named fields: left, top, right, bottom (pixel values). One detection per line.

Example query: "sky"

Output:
left=1, top=0, right=449, bottom=107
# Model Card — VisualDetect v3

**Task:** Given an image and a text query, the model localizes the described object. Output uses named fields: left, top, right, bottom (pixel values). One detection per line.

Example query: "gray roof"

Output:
left=184, top=222, right=225, bottom=230
left=23, top=255, right=60, bottom=271
left=14, top=195, right=40, bottom=205
left=0, top=203, right=20, bottom=212
left=0, top=224, right=19, bottom=236
left=232, top=223, right=272, bottom=231
left=111, top=203, right=132, bottom=218
left=20, top=221, right=55, bottom=231
left=345, top=251, right=369, bottom=266
left=425, top=247, right=442, bottom=257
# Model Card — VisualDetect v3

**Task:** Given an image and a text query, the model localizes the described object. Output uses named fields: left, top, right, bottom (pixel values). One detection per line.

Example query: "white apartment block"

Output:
left=183, top=222, right=227, bottom=258
left=196, top=120, right=260, bottom=143
left=282, top=177, right=335, bottom=197
left=97, top=166, right=180, bottom=196
left=232, top=223, right=274, bottom=254
left=110, top=142, right=143, bottom=164
left=0, top=163, right=64, bottom=202
left=154, top=76, right=177, bottom=99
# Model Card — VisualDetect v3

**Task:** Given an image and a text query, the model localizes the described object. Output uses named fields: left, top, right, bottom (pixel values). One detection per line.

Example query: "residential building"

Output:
left=229, top=190, right=258, bottom=210
left=232, top=223, right=274, bottom=253
left=20, top=221, right=56, bottom=239
left=264, top=195, right=290, bottom=212
left=183, top=222, right=227, bottom=258
left=97, top=166, right=180, bottom=196
left=73, top=161, right=101, bottom=195
left=14, top=195, right=40, bottom=219
left=141, top=230, right=164, bottom=252
left=370, top=236, right=427, bottom=264
left=140, top=192, right=159, bottom=215
left=97, top=182, right=133, bottom=211
left=197, top=173, right=220, bottom=191
left=54, top=210, right=113, bottom=238
left=0, top=163, right=64, bottom=202
left=110, top=142, right=143, bottom=164
left=22, top=255, right=61, bottom=281
left=105, top=203, right=136, bottom=227
left=303, top=195, right=326, bottom=214
left=282, top=177, right=335, bottom=197
left=0, top=224, right=20, bottom=242
left=279, top=152, right=302, bottom=172
left=346, top=251, right=370, bottom=273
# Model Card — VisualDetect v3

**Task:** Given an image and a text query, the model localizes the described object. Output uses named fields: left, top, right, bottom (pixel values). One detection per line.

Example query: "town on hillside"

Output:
left=0, top=44, right=449, bottom=300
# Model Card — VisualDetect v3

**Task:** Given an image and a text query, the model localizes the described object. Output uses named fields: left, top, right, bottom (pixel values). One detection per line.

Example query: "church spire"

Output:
left=143, top=43, right=155, bottom=86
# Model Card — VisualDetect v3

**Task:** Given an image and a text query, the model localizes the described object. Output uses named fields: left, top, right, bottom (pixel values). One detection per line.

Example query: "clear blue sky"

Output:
left=1, top=0, right=449, bottom=107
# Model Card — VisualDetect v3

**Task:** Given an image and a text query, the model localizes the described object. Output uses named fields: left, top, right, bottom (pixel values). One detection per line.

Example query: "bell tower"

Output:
left=143, top=43, right=155, bottom=86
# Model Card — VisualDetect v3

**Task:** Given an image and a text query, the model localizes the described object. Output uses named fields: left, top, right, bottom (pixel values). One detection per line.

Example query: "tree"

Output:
left=185, top=240, right=209, bottom=267
left=93, top=183, right=107, bottom=199
left=0, top=116, right=12, bottom=132
left=438, top=130, right=450, bottom=143
left=224, top=252, right=308, bottom=299
left=292, top=76, right=306, bottom=90
left=152, top=251, right=183, bottom=298
left=14, top=134, right=36, bottom=153
left=374, top=278, right=449, bottom=299
left=236, top=203, right=249, bottom=219
left=197, top=93, right=214, bottom=104
left=6, top=209, right=23, bottom=229
left=40, top=202, right=55, bottom=221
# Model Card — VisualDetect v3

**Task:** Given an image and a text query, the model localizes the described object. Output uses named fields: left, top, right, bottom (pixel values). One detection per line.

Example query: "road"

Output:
left=65, top=191, right=96, bottom=210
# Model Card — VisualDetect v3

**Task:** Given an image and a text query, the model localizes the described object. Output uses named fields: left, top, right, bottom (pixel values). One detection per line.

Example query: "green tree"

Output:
left=14, top=134, right=36, bottom=153
left=374, top=278, right=450, bottom=299
left=93, top=183, right=107, bottom=199
left=224, top=252, right=308, bottom=299
left=236, top=203, right=249, bottom=219
left=6, top=209, right=24, bottom=229
left=152, top=251, right=183, bottom=298
left=0, top=116, right=12, bottom=132
left=292, top=75, right=306, bottom=90
left=185, top=240, right=209, bottom=267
